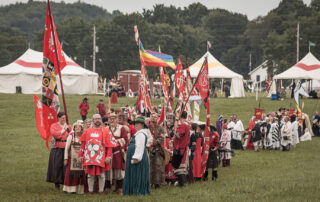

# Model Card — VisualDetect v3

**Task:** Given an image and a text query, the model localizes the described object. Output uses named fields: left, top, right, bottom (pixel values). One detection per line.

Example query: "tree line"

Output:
left=0, top=0, right=320, bottom=79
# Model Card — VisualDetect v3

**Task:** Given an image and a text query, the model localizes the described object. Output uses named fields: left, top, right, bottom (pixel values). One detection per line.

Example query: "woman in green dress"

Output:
left=123, top=116, right=150, bottom=195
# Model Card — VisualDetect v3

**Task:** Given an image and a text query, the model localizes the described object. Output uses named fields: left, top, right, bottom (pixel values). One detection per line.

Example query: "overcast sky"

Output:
left=0, top=0, right=312, bottom=20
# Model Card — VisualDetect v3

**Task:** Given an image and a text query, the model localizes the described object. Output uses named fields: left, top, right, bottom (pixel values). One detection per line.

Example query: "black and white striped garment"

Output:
left=271, top=122, right=282, bottom=143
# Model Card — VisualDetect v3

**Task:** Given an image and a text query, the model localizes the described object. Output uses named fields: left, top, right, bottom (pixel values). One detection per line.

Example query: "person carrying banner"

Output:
left=47, top=112, right=72, bottom=190
left=173, top=111, right=190, bottom=187
left=78, top=114, right=118, bottom=194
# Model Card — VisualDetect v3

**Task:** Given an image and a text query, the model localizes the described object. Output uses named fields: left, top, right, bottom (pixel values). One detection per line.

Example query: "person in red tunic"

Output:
left=245, top=117, right=256, bottom=150
left=118, top=113, right=136, bottom=140
left=46, top=112, right=72, bottom=190
left=173, top=111, right=190, bottom=187
left=203, top=126, right=220, bottom=181
left=78, top=97, right=90, bottom=121
left=96, top=99, right=106, bottom=118
left=106, top=113, right=128, bottom=195
left=78, top=114, right=118, bottom=194
left=189, top=123, right=203, bottom=182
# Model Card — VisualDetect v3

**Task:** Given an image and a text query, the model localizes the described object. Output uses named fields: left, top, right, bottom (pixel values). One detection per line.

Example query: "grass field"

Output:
left=0, top=93, right=319, bottom=201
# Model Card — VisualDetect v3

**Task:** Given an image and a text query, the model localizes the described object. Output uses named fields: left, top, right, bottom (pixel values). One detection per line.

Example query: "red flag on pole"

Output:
left=42, top=0, right=69, bottom=124
left=194, top=57, right=211, bottom=175
left=34, top=95, right=57, bottom=148
left=195, top=57, right=210, bottom=110
left=157, top=104, right=165, bottom=125
left=175, top=59, right=186, bottom=98
left=43, top=0, right=66, bottom=74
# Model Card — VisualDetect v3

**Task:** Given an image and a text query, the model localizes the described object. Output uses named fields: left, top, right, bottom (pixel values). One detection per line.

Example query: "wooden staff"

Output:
left=48, top=0, right=69, bottom=124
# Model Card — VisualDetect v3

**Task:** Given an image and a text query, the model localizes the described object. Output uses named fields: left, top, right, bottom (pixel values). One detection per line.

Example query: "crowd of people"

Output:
left=46, top=98, right=318, bottom=196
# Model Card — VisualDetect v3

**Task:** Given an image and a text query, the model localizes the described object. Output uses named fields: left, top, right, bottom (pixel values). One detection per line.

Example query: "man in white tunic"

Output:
left=281, top=116, right=292, bottom=151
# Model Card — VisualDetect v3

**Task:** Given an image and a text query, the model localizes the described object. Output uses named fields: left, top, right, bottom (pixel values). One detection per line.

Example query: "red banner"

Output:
left=175, top=59, right=187, bottom=100
left=33, top=95, right=57, bottom=148
left=139, top=64, right=153, bottom=113
left=44, top=0, right=66, bottom=74
left=195, top=58, right=209, bottom=110
left=195, top=57, right=211, bottom=176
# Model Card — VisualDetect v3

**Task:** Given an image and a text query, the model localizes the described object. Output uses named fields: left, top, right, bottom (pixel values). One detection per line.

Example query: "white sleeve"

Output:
left=146, top=129, right=153, bottom=147
left=64, top=135, right=72, bottom=160
left=132, top=132, right=146, bottom=163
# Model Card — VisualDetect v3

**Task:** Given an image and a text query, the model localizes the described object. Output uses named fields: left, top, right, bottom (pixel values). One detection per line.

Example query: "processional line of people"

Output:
left=46, top=98, right=318, bottom=196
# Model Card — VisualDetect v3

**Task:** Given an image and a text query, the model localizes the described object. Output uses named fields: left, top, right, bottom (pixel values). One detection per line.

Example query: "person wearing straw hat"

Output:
left=123, top=116, right=150, bottom=195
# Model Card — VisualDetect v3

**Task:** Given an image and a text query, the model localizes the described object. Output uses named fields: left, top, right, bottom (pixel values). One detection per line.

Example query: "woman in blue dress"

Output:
left=123, top=116, right=150, bottom=195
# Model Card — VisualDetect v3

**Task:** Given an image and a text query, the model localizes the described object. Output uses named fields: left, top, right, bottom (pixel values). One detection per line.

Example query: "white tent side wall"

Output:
left=230, top=77, right=245, bottom=98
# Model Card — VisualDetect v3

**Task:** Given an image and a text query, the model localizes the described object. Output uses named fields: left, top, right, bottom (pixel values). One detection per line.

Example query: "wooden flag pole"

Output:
left=48, top=0, right=69, bottom=124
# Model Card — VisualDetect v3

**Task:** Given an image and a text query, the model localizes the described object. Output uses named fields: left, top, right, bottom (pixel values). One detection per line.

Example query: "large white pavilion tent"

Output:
left=0, top=49, right=98, bottom=94
left=269, top=52, right=320, bottom=96
left=188, top=51, right=245, bottom=98
left=274, top=52, right=320, bottom=80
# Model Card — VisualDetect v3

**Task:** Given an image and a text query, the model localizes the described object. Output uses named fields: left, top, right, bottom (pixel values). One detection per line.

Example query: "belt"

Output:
left=56, top=139, right=67, bottom=142
left=113, top=151, right=121, bottom=154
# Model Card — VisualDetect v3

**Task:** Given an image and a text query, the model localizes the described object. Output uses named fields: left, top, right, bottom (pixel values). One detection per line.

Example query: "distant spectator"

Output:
left=96, top=99, right=106, bottom=118
left=78, top=98, right=90, bottom=121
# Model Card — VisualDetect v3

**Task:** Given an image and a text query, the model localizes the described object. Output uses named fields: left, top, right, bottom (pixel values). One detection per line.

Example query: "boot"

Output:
left=226, top=159, right=230, bottom=166
left=117, top=180, right=123, bottom=194
left=55, top=183, right=60, bottom=190
left=178, top=175, right=185, bottom=187
left=105, top=180, right=112, bottom=193
left=212, top=170, right=218, bottom=181
left=222, top=159, right=227, bottom=167
left=202, top=170, right=208, bottom=181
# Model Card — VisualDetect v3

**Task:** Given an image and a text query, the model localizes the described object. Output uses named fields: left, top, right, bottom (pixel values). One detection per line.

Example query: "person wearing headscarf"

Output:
left=63, top=122, right=87, bottom=194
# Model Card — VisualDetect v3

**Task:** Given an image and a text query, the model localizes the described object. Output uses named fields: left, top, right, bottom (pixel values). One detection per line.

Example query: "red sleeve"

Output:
left=121, top=127, right=129, bottom=149
left=105, top=147, right=112, bottom=158
left=215, top=134, right=220, bottom=149
left=87, top=103, right=90, bottom=110
left=78, top=102, right=83, bottom=109
left=130, top=125, right=137, bottom=136
left=78, top=141, right=85, bottom=158
left=50, top=123, right=63, bottom=140
left=185, top=125, right=190, bottom=144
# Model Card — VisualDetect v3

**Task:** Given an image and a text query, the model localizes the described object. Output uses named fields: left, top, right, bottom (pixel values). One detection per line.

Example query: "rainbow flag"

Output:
left=139, top=40, right=176, bottom=70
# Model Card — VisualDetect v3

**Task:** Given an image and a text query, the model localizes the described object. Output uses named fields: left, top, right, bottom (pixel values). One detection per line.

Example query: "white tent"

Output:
left=188, top=51, right=245, bottom=97
left=302, top=80, right=320, bottom=91
left=274, top=52, right=320, bottom=80
left=0, top=49, right=98, bottom=94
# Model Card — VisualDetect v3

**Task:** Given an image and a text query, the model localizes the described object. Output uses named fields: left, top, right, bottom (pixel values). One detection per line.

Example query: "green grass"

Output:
left=0, top=93, right=319, bottom=201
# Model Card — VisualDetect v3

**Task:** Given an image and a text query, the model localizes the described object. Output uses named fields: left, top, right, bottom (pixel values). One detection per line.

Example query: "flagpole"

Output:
left=180, top=57, right=207, bottom=114
left=48, top=0, right=69, bottom=124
